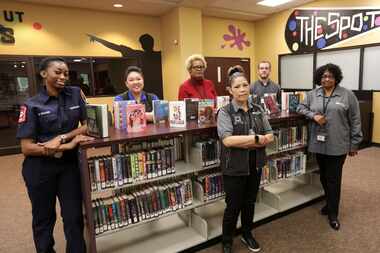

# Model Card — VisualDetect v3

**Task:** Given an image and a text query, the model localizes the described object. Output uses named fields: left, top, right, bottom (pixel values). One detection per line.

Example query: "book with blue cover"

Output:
left=152, top=100, right=169, bottom=124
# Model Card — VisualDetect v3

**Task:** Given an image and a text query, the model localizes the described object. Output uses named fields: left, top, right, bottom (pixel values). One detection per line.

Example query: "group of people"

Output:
left=16, top=55, right=362, bottom=253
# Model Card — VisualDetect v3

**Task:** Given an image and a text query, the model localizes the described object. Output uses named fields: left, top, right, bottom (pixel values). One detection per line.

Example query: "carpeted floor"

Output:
left=0, top=147, right=379, bottom=253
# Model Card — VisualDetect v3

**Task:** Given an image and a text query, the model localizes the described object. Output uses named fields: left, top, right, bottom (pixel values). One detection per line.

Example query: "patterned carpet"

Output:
left=0, top=147, right=379, bottom=253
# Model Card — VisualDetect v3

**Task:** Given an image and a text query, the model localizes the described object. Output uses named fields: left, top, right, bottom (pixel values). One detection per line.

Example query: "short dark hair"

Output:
left=314, top=63, right=343, bottom=86
left=39, top=57, right=66, bottom=72
left=227, top=65, right=246, bottom=87
left=124, top=66, right=143, bottom=81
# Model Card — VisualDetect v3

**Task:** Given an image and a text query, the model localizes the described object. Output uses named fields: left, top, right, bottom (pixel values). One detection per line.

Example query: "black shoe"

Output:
left=222, top=243, right=232, bottom=253
left=241, top=235, right=261, bottom=252
left=320, top=205, right=328, bottom=216
left=329, top=219, right=340, bottom=230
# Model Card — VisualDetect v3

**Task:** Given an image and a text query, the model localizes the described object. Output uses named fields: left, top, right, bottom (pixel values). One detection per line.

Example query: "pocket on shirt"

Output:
left=38, top=113, right=59, bottom=133
left=66, top=105, right=81, bottom=122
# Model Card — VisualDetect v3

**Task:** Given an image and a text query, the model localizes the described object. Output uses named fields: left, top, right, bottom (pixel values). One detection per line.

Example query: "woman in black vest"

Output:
left=217, top=67, right=274, bottom=253
left=114, top=66, right=159, bottom=122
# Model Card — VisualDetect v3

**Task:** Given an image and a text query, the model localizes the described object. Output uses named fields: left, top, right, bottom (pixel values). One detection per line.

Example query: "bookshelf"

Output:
left=78, top=113, right=323, bottom=253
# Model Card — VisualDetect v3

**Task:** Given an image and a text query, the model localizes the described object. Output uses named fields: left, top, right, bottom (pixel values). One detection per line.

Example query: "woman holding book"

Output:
left=115, top=66, right=159, bottom=122
left=297, top=63, right=362, bottom=230
left=217, top=66, right=274, bottom=253
left=16, top=57, right=93, bottom=253
left=178, top=54, right=217, bottom=100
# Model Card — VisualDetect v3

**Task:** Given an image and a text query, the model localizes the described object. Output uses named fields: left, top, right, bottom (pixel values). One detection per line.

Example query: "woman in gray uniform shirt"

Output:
left=217, top=67, right=273, bottom=253
left=297, top=63, right=362, bottom=231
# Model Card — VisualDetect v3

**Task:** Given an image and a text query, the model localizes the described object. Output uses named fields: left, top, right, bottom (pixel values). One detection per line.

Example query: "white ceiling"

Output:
left=15, top=0, right=315, bottom=21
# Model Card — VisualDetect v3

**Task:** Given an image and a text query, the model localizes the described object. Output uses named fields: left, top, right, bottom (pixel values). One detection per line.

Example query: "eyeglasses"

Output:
left=321, top=74, right=335, bottom=80
left=192, top=65, right=205, bottom=70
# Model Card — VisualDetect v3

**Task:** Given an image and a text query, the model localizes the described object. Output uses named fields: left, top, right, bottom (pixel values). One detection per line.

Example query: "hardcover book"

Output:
left=126, top=104, right=146, bottom=132
left=169, top=101, right=186, bottom=127
left=152, top=100, right=169, bottom=124
left=198, top=99, right=215, bottom=125
left=86, top=104, right=109, bottom=138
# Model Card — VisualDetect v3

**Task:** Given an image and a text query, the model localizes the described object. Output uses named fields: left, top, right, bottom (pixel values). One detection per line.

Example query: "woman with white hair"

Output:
left=178, top=54, right=217, bottom=100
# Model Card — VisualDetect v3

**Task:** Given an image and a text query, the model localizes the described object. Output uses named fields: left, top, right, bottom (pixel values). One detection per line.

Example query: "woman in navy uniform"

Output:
left=16, top=57, right=93, bottom=253
left=217, top=67, right=274, bottom=253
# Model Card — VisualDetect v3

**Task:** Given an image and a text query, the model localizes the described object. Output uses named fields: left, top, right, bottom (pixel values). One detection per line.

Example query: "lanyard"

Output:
left=322, top=87, right=336, bottom=114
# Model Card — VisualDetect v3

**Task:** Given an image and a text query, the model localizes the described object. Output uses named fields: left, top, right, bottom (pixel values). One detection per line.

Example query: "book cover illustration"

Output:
left=152, top=100, right=169, bottom=124
left=169, top=101, right=186, bottom=127
left=86, top=104, right=109, bottom=138
left=184, top=98, right=199, bottom=121
left=113, top=100, right=136, bottom=130
left=126, top=104, right=146, bottom=132
left=216, top=96, right=230, bottom=110
left=198, top=99, right=215, bottom=125
left=263, top=93, right=279, bottom=114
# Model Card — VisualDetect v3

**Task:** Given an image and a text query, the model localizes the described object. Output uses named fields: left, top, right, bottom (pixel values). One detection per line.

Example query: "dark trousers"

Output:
left=222, top=168, right=262, bottom=245
left=316, top=153, right=347, bottom=220
left=22, top=157, right=86, bottom=253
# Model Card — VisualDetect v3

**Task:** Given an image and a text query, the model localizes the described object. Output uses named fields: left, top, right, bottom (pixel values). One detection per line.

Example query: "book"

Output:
left=184, top=98, right=199, bottom=121
left=263, top=94, right=279, bottom=114
left=86, top=104, right=109, bottom=138
left=152, top=100, right=169, bottom=124
left=169, top=101, right=186, bottom=127
left=198, top=99, right=215, bottom=125
left=113, top=100, right=136, bottom=130
left=216, top=96, right=230, bottom=111
left=126, top=104, right=146, bottom=132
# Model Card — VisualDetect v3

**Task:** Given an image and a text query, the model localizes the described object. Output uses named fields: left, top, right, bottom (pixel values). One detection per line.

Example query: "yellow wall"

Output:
left=253, top=0, right=380, bottom=143
left=253, top=0, right=380, bottom=83
left=161, top=8, right=182, bottom=101
left=0, top=1, right=161, bottom=56
left=202, top=16, right=255, bottom=75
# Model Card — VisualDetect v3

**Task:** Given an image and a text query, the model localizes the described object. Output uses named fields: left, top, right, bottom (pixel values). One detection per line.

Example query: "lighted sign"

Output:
left=285, top=8, right=380, bottom=53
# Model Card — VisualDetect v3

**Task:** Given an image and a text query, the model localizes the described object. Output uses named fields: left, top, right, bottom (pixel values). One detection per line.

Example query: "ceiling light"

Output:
left=113, top=3, right=123, bottom=8
left=73, top=59, right=82, bottom=62
left=257, top=0, right=293, bottom=7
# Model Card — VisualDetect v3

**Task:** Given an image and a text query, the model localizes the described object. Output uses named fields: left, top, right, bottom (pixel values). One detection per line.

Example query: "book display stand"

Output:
left=78, top=112, right=323, bottom=253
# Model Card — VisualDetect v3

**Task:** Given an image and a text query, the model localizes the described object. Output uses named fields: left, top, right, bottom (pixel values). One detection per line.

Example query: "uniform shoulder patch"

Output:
left=18, top=105, right=27, bottom=123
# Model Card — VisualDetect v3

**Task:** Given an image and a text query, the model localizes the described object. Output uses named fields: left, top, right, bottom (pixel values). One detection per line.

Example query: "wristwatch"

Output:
left=255, top=135, right=260, bottom=144
left=59, top=134, right=67, bottom=144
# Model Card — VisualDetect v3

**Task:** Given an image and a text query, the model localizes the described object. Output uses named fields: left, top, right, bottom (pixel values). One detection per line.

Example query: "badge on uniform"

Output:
left=233, top=115, right=243, bottom=124
left=18, top=105, right=27, bottom=123
left=316, top=128, right=328, bottom=142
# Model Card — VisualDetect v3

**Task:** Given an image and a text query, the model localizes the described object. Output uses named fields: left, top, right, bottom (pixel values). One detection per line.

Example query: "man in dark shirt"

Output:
left=250, top=61, right=281, bottom=105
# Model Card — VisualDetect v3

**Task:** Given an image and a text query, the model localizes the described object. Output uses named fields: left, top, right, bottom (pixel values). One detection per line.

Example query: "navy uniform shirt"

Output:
left=16, top=86, right=86, bottom=158
left=114, top=90, right=158, bottom=112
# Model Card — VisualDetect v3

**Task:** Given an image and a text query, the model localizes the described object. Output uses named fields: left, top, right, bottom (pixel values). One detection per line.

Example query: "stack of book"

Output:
left=195, top=173, right=224, bottom=201
left=88, top=146, right=176, bottom=191
left=266, top=125, right=308, bottom=154
left=260, top=151, right=307, bottom=185
left=92, top=179, right=193, bottom=235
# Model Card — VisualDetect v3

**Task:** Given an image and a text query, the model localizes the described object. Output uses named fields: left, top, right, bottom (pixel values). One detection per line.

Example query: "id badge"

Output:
left=316, top=128, right=328, bottom=142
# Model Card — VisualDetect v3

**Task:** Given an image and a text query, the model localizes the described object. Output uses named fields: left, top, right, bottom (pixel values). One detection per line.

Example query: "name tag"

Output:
left=38, top=111, right=51, bottom=116
left=69, top=105, right=80, bottom=110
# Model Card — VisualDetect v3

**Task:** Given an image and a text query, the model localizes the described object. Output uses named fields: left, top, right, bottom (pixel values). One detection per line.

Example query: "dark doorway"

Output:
left=204, top=57, right=251, bottom=96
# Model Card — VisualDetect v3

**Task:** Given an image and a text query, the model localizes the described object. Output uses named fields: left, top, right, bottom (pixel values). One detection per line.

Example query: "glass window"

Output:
left=92, top=57, right=139, bottom=96
left=0, top=58, right=31, bottom=152
left=33, top=56, right=93, bottom=96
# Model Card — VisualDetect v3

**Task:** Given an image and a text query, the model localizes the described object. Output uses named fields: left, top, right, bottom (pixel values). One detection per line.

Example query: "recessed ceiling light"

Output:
left=257, top=0, right=293, bottom=7
left=113, top=3, right=123, bottom=8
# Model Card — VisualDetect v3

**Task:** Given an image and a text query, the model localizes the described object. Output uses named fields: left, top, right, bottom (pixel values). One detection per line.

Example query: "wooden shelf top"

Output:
left=80, top=112, right=305, bottom=149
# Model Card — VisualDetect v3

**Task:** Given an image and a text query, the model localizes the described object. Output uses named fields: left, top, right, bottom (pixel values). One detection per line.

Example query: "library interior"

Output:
left=0, top=0, right=380, bottom=253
